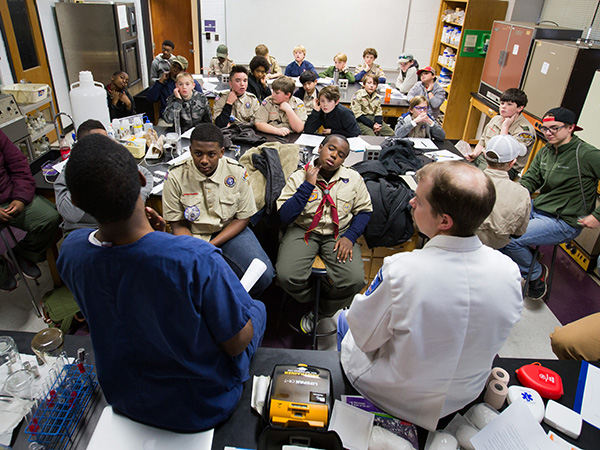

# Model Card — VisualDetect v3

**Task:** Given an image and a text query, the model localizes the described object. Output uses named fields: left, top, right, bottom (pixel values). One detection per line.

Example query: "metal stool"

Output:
left=282, top=255, right=336, bottom=350
left=0, top=225, right=42, bottom=317
left=523, top=244, right=559, bottom=302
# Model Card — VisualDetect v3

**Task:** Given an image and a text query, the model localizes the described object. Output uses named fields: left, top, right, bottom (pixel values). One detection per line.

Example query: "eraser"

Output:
left=544, top=400, right=582, bottom=439
left=507, top=386, right=545, bottom=423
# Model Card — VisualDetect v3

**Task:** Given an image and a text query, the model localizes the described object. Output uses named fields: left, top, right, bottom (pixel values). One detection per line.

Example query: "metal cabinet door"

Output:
left=481, top=22, right=511, bottom=89
left=497, top=25, right=535, bottom=92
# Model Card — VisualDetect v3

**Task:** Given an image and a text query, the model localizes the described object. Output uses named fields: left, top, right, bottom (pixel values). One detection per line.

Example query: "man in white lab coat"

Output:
left=340, top=161, right=523, bottom=431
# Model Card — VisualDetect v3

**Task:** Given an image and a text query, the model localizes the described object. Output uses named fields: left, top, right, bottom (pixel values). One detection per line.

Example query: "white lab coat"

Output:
left=341, top=235, right=523, bottom=430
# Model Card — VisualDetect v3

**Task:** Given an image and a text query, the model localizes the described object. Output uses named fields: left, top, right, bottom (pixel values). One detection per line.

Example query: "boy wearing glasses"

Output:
left=502, top=107, right=600, bottom=300
left=466, top=88, right=535, bottom=177
left=394, top=95, right=446, bottom=140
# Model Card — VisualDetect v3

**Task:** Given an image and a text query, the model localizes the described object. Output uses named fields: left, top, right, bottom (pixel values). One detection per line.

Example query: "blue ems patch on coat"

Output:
left=365, top=269, right=383, bottom=296
left=225, top=176, right=236, bottom=187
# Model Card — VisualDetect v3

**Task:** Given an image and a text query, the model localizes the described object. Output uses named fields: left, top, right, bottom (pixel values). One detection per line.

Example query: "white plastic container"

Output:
left=69, top=71, right=110, bottom=132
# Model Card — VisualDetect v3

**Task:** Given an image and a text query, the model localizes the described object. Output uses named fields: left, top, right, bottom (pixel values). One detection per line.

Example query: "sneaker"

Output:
left=527, top=264, right=549, bottom=300
left=15, top=255, right=41, bottom=279
left=0, top=258, right=18, bottom=292
left=300, top=311, right=317, bottom=335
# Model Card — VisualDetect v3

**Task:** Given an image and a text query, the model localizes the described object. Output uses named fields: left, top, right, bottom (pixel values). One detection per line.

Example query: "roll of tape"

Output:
left=487, top=367, right=510, bottom=386
left=484, top=380, right=508, bottom=410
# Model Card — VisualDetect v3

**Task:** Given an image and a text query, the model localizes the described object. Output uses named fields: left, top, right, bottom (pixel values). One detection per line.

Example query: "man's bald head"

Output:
left=416, top=161, right=496, bottom=237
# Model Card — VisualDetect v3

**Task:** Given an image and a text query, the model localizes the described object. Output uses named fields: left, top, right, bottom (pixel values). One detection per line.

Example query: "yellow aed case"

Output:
left=266, top=364, right=332, bottom=429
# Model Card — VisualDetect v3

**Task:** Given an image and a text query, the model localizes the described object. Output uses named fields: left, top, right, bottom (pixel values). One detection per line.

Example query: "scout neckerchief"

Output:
left=303, top=162, right=339, bottom=243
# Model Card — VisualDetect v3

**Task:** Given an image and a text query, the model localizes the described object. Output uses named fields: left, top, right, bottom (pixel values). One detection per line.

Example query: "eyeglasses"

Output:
left=413, top=106, right=428, bottom=111
left=540, top=125, right=565, bottom=134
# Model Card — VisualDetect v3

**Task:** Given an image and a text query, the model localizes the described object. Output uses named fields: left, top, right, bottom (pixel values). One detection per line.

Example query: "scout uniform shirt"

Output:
left=301, top=90, right=318, bottom=115
left=208, top=57, right=234, bottom=76
left=277, top=163, right=372, bottom=235
left=355, top=63, right=386, bottom=80
left=479, top=114, right=535, bottom=170
left=162, top=156, right=257, bottom=241
left=350, top=88, right=383, bottom=118
left=212, top=90, right=260, bottom=125
left=267, top=55, right=282, bottom=76
left=255, top=96, right=307, bottom=128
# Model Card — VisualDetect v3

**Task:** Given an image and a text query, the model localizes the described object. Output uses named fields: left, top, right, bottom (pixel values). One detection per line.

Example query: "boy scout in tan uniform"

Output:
left=355, top=63, right=385, bottom=81
left=213, top=91, right=260, bottom=126
left=276, top=135, right=372, bottom=319
left=478, top=114, right=535, bottom=171
left=208, top=44, right=234, bottom=76
left=162, top=156, right=256, bottom=241
left=267, top=55, right=282, bottom=77
left=350, top=88, right=394, bottom=136
left=255, top=96, right=307, bottom=129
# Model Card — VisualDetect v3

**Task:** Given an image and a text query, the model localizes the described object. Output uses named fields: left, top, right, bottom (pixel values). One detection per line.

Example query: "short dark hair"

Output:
left=318, top=85, right=340, bottom=102
left=190, top=123, right=224, bottom=147
left=112, top=70, right=127, bottom=77
left=416, top=161, right=496, bottom=237
left=322, top=134, right=349, bottom=148
left=162, top=39, right=174, bottom=49
left=299, top=70, right=317, bottom=84
left=500, top=88, right=527, bottom=108
left=65, top=134, right=140, bottom=224
left=230, top=65, right=249, bottom=77
left=249, top=55, right=270, bottom=72
left=77, top=119, right=105, bottom=139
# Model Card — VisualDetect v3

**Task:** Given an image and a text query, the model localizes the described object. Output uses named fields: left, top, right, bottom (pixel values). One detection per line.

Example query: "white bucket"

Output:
left=69, top=71, right=111, bottom=132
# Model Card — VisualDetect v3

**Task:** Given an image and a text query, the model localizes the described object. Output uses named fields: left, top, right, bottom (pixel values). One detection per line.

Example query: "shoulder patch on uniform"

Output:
left=308, top=190, right=318, bottom=202
left=224, top=175, right=236, bottom=187
left=365, top=269, right=383, bottom=296
left=245, top=102, right=251, bottom=109
left=262, top=99, right=267, bottom=106
left=215, top=95, right=220, bottom=101
left=242, top=171, right=249, bottom=181
left=518, top=132, right=534, bottom=141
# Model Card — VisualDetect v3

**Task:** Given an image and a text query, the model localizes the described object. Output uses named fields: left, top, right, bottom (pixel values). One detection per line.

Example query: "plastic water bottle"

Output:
left=132, top=116, right=143, bottom=135
left=59, top=135, right=71, bottom=160
left=69, top=71, right=110, bottom=131
left=333, top=68, right=340, bottom=85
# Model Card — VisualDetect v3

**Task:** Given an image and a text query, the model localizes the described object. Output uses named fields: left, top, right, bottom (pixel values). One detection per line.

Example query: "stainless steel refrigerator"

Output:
left=55, top=2, right=141, bottom=89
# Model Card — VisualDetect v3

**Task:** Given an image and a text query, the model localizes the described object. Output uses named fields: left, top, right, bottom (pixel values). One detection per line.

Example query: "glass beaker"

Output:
left=5, top=369, right=34, bottom=399
left=0, top=336, right=20, bottom=367
left=31, top=328, right=64, bottom=365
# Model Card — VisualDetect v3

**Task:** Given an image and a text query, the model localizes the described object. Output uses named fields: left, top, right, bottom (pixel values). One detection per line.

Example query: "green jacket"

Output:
left=520, top=135, right=600, bottom=227
left=318, top=66, right=356, bottom=83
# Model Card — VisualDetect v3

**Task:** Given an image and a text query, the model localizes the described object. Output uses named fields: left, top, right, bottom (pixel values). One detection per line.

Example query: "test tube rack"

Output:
left=25, top=363, right=98, bottom=450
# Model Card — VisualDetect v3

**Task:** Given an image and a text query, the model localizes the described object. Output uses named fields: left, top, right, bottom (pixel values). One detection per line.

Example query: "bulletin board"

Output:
left=224, top=0, right=411, bottom=70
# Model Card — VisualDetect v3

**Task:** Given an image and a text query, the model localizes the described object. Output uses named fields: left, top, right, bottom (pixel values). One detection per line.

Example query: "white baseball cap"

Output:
left=484, top=135, right=527, bottom=163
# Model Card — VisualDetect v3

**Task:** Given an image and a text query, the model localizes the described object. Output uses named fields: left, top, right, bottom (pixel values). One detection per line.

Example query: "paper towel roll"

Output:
left=486, top=367, right=510, bottom=386
left=484, top=380, right=508, bottom=410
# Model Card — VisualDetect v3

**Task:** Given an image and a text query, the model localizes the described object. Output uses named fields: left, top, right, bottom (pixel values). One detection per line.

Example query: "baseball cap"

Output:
left=543, top=107, right=583, bottom=131
left=417, top=66, right=435, bottom=77
left=398, top=53, right=414, bottom=63
left=484, top=135, right=527, bottom=163
left=172, top=55, right=189, bottom=70
left=216, top=44, right=228, bottom=58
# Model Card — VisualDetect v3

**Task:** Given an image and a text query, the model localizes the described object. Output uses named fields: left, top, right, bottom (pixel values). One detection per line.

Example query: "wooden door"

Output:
left=149, top=0, right=195, bottom=73
left=0, top=0, right=53, bottom=87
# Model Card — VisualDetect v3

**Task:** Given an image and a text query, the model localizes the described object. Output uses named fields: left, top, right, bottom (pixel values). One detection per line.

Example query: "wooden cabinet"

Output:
left=430, top=0, right=508, bottom=139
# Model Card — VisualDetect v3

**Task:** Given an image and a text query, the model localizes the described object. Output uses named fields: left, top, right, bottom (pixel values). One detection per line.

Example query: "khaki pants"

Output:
left=550, top=312, right=600, bottom=361
left=276, top=224, right=365, bottom=317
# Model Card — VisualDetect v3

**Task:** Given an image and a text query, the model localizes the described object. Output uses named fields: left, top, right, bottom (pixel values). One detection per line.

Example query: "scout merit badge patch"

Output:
left=225, top=175, right=236, bottom=187
left=308, top=190, right=318, bottom=202
left=184, top=205, right=201, bottom=222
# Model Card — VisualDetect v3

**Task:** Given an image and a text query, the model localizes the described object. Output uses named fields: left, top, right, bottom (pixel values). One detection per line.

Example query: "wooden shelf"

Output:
left=441, top=42, right=460, bottom=51
left=430, top=0, right=508, bottom=139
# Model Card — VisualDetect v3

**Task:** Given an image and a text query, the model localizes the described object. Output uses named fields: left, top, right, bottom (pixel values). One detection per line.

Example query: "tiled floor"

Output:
left=2, top=247, right=599, bottom=358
